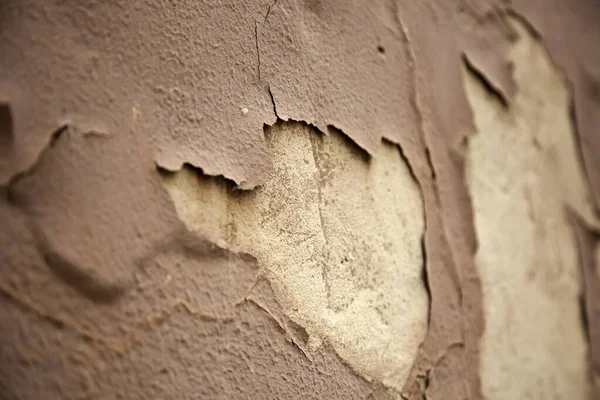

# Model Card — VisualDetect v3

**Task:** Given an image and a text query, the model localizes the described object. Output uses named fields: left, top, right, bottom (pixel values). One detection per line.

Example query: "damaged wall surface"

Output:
left=162, top=122, right=428, bottom=391
left=464, top=18, right=600, bottom=399
left=2, top=0, right=600, bottom=399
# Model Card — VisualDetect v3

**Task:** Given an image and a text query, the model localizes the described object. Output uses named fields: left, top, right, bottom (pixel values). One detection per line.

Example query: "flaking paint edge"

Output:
left=464, top=17, right=600, bottom=400
left=161, top=121, right=429, bottom=392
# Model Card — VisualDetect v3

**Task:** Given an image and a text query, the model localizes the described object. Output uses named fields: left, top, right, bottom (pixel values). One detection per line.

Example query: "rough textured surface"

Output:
left=0, top=0, right=276, bottom=189
left=162, top=121, right=428, bottom=391
left=1, top=0, right=600, bottom=399
left=0, top=128, right=394, bottom=399
left=464, top=19, right=599, bottom=399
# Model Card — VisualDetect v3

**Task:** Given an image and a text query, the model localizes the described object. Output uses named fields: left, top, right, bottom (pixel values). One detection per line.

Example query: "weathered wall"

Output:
left=464, top=19, right=599, bottom=399
left=162, top=122, right=428, bottom=391
left=2, top=1, right=600, bottom=399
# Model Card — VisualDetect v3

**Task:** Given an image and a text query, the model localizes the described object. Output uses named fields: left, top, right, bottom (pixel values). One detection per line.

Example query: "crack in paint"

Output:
left=263, top=0, right=279, bottom=23
left=267, top=85, right=279, bottom=120
left=462, top=54, right=509, bottom=107
left=247, top=296, right=312, bottom=360
left=254, top=22, right=261, bottom=81
left=0, top=280, right=235, bottom=355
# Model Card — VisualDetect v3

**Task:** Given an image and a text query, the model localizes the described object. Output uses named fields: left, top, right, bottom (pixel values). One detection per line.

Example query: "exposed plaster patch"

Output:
left=464, top=17, right=600, bottom=400
left=2, top=1, right=600, bottom=397
left=161, top=121, right=428, bottom=391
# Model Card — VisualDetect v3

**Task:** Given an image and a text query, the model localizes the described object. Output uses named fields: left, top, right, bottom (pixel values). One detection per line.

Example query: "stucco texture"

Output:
left=2, top=1, right=600, bottom=399
left=464, top=18, right=600, bottom=399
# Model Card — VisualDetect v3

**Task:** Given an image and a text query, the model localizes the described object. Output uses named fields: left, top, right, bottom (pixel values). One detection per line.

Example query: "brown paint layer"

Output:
left=1, top=1, right=600, bottom=399
left=0, top=0, right=276, bottom=189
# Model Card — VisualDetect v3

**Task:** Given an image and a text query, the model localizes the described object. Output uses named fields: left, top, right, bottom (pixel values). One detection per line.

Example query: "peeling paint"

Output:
left=464, top=18, right=600, bottom=400
left=161, top=121, right=428, bottom=391
left=2, top=1, right=600, bottom=398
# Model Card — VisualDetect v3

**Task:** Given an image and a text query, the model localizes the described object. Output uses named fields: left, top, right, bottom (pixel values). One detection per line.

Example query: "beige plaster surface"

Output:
left=464, top=18, right=599, bottom=400
left=162, top=122, right=428, bottom=391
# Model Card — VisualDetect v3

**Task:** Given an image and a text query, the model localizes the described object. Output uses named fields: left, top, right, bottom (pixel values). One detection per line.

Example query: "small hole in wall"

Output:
left=377, top=45, right=386, bottom=55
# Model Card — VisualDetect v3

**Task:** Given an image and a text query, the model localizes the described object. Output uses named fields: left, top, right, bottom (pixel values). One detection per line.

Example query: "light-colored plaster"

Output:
left=464, top=18, right=598, bottom=400
left=161, top=122, right=428, bottom=391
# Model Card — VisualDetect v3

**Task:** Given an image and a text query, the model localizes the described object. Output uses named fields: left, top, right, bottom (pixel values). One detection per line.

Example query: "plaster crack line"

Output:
left=389, top=2, right=435, bottom=330
left=391, top=6, right=434, bottom=181
left=268, top=85, right=279, bottom=119
left=395, top=141, right=419, bottom=187
left=1, top=279, right=235, bottom=357
left=254, top=21, right=261, bottom=81
left=263, top=0, right=279, bottom=23
left=247, top=297, right=312, bottom=360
